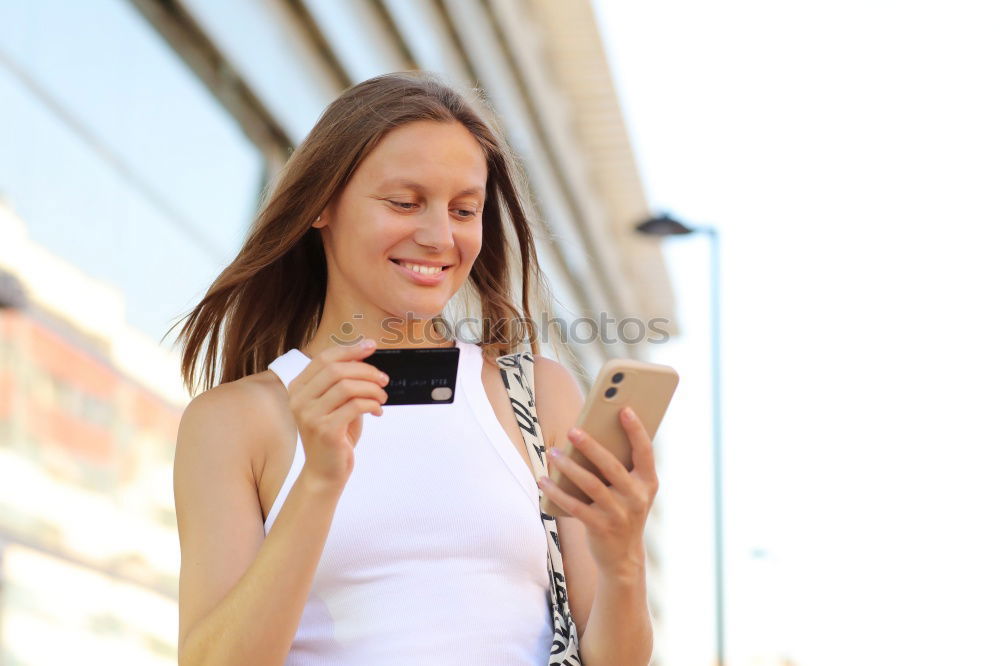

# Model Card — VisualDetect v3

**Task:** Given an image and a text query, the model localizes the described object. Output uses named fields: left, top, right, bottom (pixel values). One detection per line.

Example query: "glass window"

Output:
left=0, top=0, right=264, bottom=342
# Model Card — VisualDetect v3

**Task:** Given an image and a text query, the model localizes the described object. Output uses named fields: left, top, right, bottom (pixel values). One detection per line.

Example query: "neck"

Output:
left=301, top=304, right=455, bottom=358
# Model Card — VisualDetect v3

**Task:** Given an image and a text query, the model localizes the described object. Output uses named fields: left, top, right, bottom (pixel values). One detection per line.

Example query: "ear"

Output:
left=311, top=212, right=328, bottom=229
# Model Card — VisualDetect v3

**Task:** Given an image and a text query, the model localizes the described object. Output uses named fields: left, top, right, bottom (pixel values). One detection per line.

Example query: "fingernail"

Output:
left=362, top=339, right=375, bottom=349
left=624, top=407, right=636, bottom=420
left=379, top=372, right=390, bottom=383
left=549, top=448, right=562, bottom=458
left=568, top=427, right=581, bottom=440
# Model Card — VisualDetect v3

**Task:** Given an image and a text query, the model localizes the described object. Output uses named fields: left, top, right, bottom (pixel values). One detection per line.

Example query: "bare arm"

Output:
left=175, top=341, right=388, bottom=665
left=533, top=356, right=598, bottom=635
left=581, top=566, right=655, bottom=666
left=174, top=384, right=344, bottom=666
left=534, top=356, right=655, bottom=665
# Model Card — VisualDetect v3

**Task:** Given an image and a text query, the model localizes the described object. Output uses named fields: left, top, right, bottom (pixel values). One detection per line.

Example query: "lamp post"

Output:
left=636, top=213, right=725, bottom=666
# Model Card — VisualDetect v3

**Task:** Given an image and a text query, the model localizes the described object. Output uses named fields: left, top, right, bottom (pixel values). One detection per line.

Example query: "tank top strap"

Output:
left=261, top=348, right=313, bottom=535
left=267, top=348, right=312, bottom=390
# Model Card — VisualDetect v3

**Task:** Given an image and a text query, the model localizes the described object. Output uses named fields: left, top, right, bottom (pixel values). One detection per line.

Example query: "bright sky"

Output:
left=594, top=1, right=1000, bottom=665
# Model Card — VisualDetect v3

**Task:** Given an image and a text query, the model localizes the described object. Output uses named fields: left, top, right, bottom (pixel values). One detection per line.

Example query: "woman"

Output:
left=170, top=71, right=657, bottom=665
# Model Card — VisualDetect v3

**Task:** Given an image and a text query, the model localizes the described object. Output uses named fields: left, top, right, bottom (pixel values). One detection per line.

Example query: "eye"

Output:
left=453, top=208, right=478, bottom=219
left=389, top=200, right=419, bottom=210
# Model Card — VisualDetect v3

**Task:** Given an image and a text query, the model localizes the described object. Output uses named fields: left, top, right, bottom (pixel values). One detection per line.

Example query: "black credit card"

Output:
left=363, top=346, right=460, bottom=405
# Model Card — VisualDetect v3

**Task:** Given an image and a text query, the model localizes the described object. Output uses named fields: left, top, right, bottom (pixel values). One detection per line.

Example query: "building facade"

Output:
left=0, top=0, right=677, bottom=662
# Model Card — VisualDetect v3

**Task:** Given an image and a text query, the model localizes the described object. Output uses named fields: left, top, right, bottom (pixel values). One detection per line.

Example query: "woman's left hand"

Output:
left=538, top=406, right=659, bottom=577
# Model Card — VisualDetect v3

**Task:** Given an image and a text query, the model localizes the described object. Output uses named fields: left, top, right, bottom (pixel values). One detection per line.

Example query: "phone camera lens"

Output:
left=611, top=372, right=624, bottom=384
left=604, top=387, right=617, bottom=399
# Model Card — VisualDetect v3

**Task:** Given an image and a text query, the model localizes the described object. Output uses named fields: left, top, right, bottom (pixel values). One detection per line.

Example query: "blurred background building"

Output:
left=0, top=0, right=678, bottom=662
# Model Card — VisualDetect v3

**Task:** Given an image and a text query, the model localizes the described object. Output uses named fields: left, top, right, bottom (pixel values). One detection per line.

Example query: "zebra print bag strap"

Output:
left=497, top=350, right=584, bottom=665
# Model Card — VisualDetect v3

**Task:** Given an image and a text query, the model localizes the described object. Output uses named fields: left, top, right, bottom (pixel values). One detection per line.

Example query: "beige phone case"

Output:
left=541, top=358, right=680, bottom=517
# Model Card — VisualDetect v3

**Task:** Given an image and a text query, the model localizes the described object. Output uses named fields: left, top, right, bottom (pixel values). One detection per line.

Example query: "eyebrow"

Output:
left=378, top=178, right=485, bottom=198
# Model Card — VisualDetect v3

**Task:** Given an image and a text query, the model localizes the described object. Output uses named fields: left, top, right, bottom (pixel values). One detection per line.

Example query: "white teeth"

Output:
left=401, top=262, right=443, bottom=275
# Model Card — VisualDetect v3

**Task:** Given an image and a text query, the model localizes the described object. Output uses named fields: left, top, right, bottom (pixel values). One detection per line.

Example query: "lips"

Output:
left=389, top=258, right=453, bottom=269
left=389, top=258, right=452, bottom=285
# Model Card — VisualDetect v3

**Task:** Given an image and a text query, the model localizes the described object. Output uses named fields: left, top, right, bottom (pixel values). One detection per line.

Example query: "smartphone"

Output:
left=540, top=358, right=680, bottom=517
left=362, top=346, right=460, bottom=405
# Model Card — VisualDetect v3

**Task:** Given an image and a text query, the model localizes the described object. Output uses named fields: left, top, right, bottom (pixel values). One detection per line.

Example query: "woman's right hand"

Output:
left=287, top=338, right=389, bottom=490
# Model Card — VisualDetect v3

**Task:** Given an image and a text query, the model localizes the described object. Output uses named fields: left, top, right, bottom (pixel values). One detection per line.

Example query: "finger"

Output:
left=322, top=396, right=385, bottom=431
left=620, top=407, right=657, bottom=485
left=565, top=426, right=634, bottom=492
left=546, top=448, right=617, bottom=509
left=296, top=353, right=388, bottom=404
left=538, top=476, right=603, bottom=526
left=291, top=338, right=379, bottom=393
left=312, top=378, right=388, bottom=416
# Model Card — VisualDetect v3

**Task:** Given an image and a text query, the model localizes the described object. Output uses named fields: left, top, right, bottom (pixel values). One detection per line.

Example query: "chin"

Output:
left=381, top=299, right=448, bottom=321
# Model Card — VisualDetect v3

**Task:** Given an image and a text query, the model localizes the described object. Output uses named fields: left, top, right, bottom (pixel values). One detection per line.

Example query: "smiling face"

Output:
left=313, top=119, right=488, bottom=330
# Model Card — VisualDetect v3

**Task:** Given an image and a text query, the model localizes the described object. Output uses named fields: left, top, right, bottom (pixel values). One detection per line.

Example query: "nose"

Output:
left=413, top=204, right=455, bottom=252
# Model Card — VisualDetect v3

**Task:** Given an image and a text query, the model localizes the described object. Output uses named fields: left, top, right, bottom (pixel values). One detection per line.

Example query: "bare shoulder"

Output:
left=531, top=354, right=585, bottom=450
left=173, top=369, right=290, bottom=650
left=175, top=369, right=289, bottom=488
left=531, top=354, right=583, bottom=393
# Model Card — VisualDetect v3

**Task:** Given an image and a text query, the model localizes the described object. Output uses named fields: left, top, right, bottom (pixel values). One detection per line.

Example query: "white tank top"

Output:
left=264, top=338, right=553, bottom=665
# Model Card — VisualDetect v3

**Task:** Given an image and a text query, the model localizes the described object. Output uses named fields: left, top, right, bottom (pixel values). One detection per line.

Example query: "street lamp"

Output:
left=636, top=213, right=726, bottom=666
